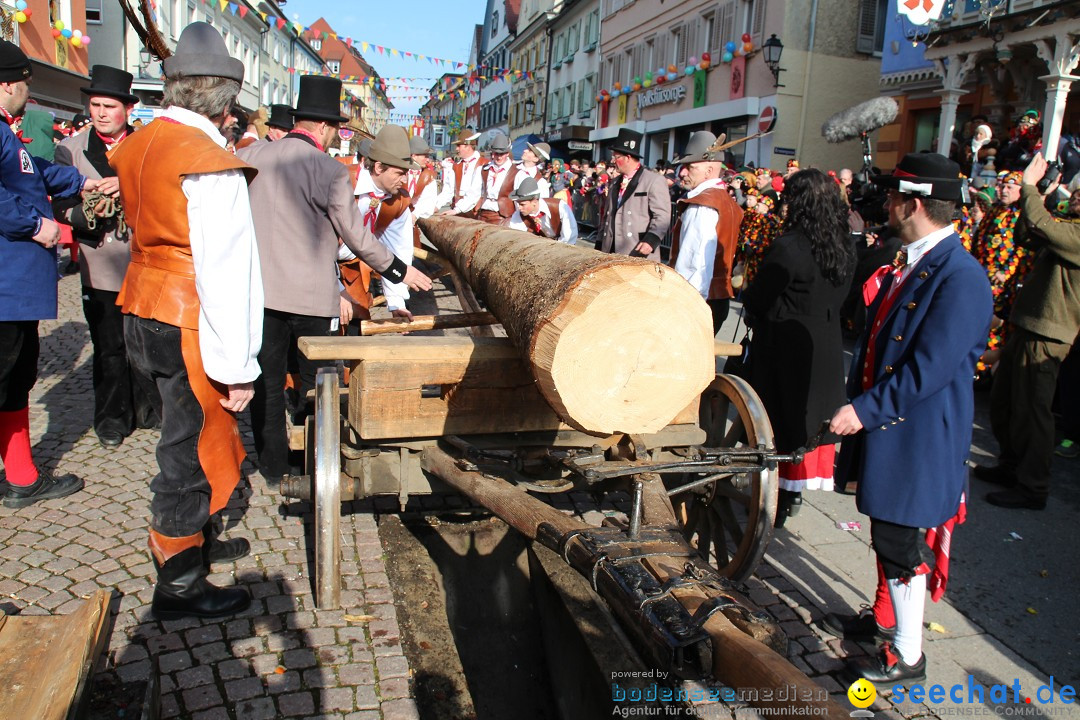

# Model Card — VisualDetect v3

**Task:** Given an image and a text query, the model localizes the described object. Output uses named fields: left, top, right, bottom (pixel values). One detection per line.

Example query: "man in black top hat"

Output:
left=825, top=152, right=992, bottom=683
left=265, top=103, right=293, bottom=141
left=596, top=128, right=670, bottom=261
left=53, top=64, right=158, bottom=449
left=238, top=75, right=431, bottom=484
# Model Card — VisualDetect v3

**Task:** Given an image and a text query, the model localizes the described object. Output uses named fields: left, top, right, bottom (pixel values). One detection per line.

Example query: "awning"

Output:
left=28, top=59, right=90, bottom=117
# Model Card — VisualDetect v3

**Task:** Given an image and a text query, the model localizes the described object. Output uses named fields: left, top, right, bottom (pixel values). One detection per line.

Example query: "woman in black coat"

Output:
left=742, top=169, right=857, bottom=526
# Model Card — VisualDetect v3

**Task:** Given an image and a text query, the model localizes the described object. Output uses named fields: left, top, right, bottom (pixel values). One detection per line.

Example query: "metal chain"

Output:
left=82, top=191, right=127, bottom=236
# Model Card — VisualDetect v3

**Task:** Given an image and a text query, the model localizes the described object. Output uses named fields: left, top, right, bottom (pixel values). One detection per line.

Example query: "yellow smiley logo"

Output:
left=848, top=678, right=876, bottom=708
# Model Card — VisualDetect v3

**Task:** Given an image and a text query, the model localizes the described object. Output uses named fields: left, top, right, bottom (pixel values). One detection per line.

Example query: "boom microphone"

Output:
left=822, top=97, right=899, bottom=143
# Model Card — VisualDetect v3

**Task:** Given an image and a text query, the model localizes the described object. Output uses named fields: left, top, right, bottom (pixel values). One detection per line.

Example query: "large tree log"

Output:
left=418, top=216, right=714, bottom=434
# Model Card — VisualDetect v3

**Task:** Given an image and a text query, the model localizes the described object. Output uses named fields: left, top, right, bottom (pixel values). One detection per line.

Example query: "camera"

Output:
left=1036, top=159, right=1061, bottom=193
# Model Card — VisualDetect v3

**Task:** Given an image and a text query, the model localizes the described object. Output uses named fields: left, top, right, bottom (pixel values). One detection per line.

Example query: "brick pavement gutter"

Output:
left=1, top=275, right=419, bottom=720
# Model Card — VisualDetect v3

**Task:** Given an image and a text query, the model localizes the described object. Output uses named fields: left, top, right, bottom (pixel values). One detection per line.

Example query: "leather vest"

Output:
left=410, top=168, right=435, bottom=209
left=522, top=200, right=563, bottom=239
left=481, top=163, right=520, bottom=217
left=671, top=188, right=743, bottom=300
left=109, top=119, right=255, bottom=329
left=340, top=189, right=412, bottom=308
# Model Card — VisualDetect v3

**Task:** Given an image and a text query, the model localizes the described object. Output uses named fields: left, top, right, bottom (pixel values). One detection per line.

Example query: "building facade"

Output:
left=307, top=18, right=392, bottom=137
left=542, top=0, right=601, bottom=158
left=507, top=0, right=557, bottom=140
left=478, top=0, right=520, bottom=140
left=876, top=0, right=1078, bottom=172
left=421, top=73, right=467, bottom=159
left=3, top=0, right=91, bottom=117
left=590, top=0, right=882, bottom=170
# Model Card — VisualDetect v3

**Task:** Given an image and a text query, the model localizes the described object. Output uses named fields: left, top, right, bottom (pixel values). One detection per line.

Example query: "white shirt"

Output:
left=674, top=178, right=725, bottom=299
left=514, top=164, right=551, bottom=198
left=348, top=172, right=415, bottom=312
left=436, top=154, right=483, bottom=214
left=407, top=168, right=438, bottom=220
left=480, top=159, right=515, bottom=211
left=167, top=105, right=263, bottom=385
left=507, top=199, right=578, bottom=245
left=887, top=224, right=954, bottom=300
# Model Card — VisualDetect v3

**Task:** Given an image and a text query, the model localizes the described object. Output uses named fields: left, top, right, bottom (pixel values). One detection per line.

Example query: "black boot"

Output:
left=202, top=519, right=251, bottom=565
left=774, top=489, right=803, bottom=528
left=151, top=546, right=251, bottom=620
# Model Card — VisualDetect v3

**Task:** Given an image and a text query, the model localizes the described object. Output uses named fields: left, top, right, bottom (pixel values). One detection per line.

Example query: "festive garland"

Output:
left=736, top=210, right=781, bottom=287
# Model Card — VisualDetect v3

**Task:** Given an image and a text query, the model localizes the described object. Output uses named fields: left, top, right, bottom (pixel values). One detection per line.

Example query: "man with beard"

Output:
left=668, top=131, right=742, bottom=332
left=826, top=153, right=992, bottom=682
left=596, top=128, right=670, bottom=261
left=53, top=65, right=158, bottom=448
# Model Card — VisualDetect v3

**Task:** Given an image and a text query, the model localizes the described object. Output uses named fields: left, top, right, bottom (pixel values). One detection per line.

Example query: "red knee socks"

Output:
left=872, top=558, right=897, bottom=630
left=0, top=408, right=40, bottom=486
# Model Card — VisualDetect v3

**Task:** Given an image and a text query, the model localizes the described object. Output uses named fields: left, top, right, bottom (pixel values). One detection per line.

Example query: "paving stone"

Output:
left=234, top=696, right=278, bottom=720
left=376, top=654, right=410, bottom=679
left=226, top=676, right=266, bottom=702
left=379, top=699, right=421, bottom=720
left=182, top=684, right=224, bottom=712
left=278, top=691, right=316, bottom=717
left=158, top=650, right=194, bottom=674
left=175, top=664, right=215, bottom=689
left=266, top=669, right=302, bottom=695
left=320, top=686, right=355, bottom=712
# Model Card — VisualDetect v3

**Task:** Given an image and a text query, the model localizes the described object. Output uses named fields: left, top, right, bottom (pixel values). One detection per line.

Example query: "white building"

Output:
left=478, top=0, right=521, bottom=140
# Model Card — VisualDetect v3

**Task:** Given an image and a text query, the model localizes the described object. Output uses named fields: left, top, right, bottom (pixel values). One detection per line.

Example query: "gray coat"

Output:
left=53, top=130, right=132, bottom=292
left=238, top=135, right=404, bottom=317
left=596, top=166, right=671, bottom=261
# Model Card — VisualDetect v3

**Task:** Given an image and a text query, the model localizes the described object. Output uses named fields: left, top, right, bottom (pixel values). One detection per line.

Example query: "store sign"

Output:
left=636, top=84, right=688, bottom=115
left=567, top=141, right=594, bottom=151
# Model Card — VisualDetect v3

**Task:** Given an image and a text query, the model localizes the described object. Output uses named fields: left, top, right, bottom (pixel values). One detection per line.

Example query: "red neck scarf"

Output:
left=289, top=127, right=324, bottom=152
left=1, top=106, right=32, bottom=144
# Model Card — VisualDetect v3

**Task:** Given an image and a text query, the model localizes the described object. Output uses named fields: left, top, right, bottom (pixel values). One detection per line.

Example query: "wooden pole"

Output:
left=417, top=216, right=715, bottom=434
left=360, top=311, right=499, bottom=336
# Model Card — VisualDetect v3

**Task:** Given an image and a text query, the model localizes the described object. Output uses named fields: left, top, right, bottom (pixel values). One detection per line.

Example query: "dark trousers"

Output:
left=870, top=519, right=927, bottom=580
left=708, top=298, right=731, bottom=336
left=0, top=321, right=38, bottom=412
left=1056, top=340, right=1080, bottom=440
left=990, top=327, right=1071, bottom=498
left=124, top=316, right=209, bottom=538
left=250, top=309, right=333, bottom=478
left=82, top=287, right=158, bottom=437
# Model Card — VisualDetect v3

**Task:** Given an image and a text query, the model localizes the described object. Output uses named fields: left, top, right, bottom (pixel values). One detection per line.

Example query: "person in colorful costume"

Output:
left=109, top=23, right=262, bottom=618
left=969, top=171, right=1032, bottom=375
left=826, top=153, right=992, bottom=683
left=955, top=185, right=994, bottom=253
left=736, top=189, right=782, bottom=288
left=1, top=39, right=111, bottom=509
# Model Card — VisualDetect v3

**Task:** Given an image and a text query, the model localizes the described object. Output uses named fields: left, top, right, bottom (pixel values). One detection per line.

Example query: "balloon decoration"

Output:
left=722, top=51, right=734, bottom=63
left=684, top=65, right=695, bottom=76
left=26, top=18, right=93, bottom=49
left=14, top=0, right=30, bottom=22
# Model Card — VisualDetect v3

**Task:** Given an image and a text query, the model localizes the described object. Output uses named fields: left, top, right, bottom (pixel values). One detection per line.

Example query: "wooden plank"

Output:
left=299, top=335, right=518, bottom=362
left=714, top=341, right=743, bottom=357
left=0, top=590, right=112, bottom=720
left=360, top=311, right=499, bottom=336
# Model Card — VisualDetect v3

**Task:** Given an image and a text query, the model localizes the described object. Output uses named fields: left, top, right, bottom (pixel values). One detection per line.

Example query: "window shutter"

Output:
left=856, top=0, right=878, bottom=54
left=675, top=22, right=690, bottom=68
left=717, top=0, right=735, bottom=56
left=751, top=0, right=766, bottom=46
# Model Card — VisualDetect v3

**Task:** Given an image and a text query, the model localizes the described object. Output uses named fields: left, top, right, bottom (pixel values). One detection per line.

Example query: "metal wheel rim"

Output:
left=314, top=367, right=342, bottom=610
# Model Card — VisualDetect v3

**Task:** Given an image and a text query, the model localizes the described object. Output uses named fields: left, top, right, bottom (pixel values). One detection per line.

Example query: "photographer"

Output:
left=975, top=153, right=1080, bottom=510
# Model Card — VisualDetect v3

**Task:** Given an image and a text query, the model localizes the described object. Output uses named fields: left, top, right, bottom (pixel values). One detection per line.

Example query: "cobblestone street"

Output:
left=0, top=272, right=1072, bottom=719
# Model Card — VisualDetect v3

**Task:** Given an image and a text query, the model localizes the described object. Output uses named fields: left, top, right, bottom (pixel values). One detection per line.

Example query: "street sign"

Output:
left=339, top=128, right=355, bottom=141
left=773, top=147, right=796, bottom=156
left=129, top=108, right=157, bottom=124
left=567, top=141, right=593, bottom=151
left=758, top=105, right=777, bottom=134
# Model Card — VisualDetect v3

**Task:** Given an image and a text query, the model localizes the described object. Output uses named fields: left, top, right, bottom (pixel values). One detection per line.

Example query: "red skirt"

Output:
left=778, top=443, right=836, bottom=492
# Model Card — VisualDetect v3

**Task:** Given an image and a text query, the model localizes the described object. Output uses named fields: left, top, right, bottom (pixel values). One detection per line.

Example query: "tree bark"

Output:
left=418, top=216, right=714, bottom=434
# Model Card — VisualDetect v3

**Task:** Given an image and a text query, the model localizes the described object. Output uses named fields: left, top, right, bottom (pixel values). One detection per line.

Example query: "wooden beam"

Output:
left=360, top=311, right=499, bottom=336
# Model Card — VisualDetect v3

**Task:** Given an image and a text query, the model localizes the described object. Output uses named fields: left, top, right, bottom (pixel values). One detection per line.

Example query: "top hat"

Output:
left=409, top=135, right=434, bottom=155
left=871, top=152, right=965, bottom=202
left=267, top=103, right=294, bottom=130
left=163, top=22, right=244, bottom=83
left=81, top=65, right=139, bottom=105
left=526, top=141, right=551, bottom=162
left=453, top=130, right=480, bottom=146
left=672, top=131, right=724, bottom=164
left=488, top=131, right=511, bottom=153
left=0, top=39, right=31, bottom=83
left=368, top=124, right=413, bottom=171
left=610, top=128, right=643, bottom=158
left=71, top=114, right=92, bottom=131
left=509, top=176, right=542, bottom=201
left=291, top=76, right=348, bottom=123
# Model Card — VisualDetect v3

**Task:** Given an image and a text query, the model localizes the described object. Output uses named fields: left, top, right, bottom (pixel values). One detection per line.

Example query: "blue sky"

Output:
left=283, top=0, right=485, bottom=116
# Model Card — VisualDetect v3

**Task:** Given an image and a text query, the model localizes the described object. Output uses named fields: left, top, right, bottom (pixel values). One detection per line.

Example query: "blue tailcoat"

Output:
left=0, top=120, right=84, bottom=321
left=836, top=235, right=992, bottom=528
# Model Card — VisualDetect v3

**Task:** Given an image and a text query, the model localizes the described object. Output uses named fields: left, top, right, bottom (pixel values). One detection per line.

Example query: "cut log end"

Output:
left=532, top=263, right=714, bottom=434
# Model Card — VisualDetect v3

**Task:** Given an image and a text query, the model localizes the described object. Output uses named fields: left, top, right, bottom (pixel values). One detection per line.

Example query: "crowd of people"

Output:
left=2, top=20, right=1078, bottom=691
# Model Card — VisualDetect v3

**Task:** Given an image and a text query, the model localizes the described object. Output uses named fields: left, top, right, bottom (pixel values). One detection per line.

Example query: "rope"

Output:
left=82, top=192, right=127, bottom=236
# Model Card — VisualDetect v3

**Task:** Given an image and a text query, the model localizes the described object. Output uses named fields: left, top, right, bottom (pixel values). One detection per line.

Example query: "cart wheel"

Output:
left=314, top=368, right=342, bottom=610
left=668, top=374, right=777, bottom=583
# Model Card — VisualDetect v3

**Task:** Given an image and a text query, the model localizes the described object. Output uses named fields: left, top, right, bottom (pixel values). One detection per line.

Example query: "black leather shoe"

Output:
left=774, top=490, right=802, bottom=528
left=820, top=606, right=896, bottom=643
left=972, top=464, right=1016, bottom=487
left=207, top=536, right=251, bottom=564
left=986, top=488, right=1046, bottom=510
left=3, top=472, right=84, bottom=509
left=846, top=643, right=926, bottom=684
left=97, top=431, right=124, bottom=448
left=151, top=546, right=250, bottom=620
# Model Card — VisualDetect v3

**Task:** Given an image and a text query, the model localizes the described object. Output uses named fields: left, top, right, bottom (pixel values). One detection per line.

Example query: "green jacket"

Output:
left=1012, top=185, right=1080, bottom=344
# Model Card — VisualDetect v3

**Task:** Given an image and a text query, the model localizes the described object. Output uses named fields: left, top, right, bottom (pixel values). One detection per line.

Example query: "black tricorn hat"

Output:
left=291, top=76, right=348, bottom=124
left=267, top=103, right=294, bottom=130
left=610, top=128, right=644, bottom=158
left=81, top=65, right=139, bottom=105
left=872, top=152, right=965, bottom=202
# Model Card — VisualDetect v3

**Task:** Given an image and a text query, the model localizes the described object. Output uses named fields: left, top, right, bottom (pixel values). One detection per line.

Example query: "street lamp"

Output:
left=762, top=34, right=785, bottom=88
left=524, top=98, right=535, bottom=120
